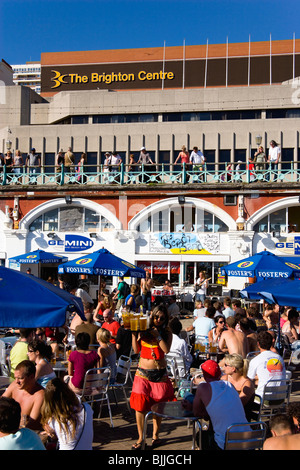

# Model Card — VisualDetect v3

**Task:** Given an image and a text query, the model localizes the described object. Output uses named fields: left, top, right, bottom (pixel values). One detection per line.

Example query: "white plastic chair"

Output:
left=165, top=353, right=188, bottom=388
left=0, top=340, right=10, bottom=377
left=78, top=367, right=114, bottom=427
left=109, top=355, right=132, bottom=413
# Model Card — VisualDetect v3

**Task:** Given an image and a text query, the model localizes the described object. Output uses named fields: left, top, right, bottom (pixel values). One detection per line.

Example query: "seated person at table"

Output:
left=169, top=318, right=193, bottom=376
left=65, top=332, right=99, bottom=394
left=247, top=331, right=286, bottom=398
left=183, top=360, right=249, bottom=450
left=263, top=414, right=298, bottom=450
left=75, top=303, right=99, bottom=347
left=186, top=306, right=216, bottom=338
left=96, top=328, right=117, bottom=383
left=0, top=397, right=45, bottom=450
left=218, top=316, right=249, bottom=358
left=27, top=339, right=56, bottom=388
left=2, top=360, right=45, bottom=431
left=282, top=308, right=299, bottom=345
left=167, top=295, right=180, bottom=319
left=221, top=353, right=255, bottom=421
left=93, top=292, right=113, bottom=325
left=101, top=309, right=121, bottom=345
left=9, top=328, right=35, bottom=382
left=208, top=315, right=226, bottom=345
left=41, top=378, right=94, bottom=450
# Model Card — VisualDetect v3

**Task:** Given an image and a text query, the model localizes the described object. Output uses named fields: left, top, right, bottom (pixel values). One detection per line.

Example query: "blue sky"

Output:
left=1, top=0, right=300, bottom=65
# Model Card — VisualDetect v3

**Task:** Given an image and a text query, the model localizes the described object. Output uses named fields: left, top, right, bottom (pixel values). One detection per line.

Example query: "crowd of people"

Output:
left=0, top=271, right=300, bottom=451
left=0, top=140, right=282, bottom=185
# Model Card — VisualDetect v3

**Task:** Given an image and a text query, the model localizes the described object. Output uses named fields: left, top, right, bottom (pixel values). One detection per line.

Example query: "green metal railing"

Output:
left=0, top=162, right=298, bottom=186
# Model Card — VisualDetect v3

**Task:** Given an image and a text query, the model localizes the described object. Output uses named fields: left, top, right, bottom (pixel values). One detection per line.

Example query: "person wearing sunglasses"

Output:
left=130, top=304, right=175, bottom=450
left=208, top=315, right=226, bottom=345
left=220, top=353, right=255, bottom=421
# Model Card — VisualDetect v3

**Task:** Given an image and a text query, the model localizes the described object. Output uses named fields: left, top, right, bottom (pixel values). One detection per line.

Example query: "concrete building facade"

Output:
left=1, top=39, right=300, bottom=299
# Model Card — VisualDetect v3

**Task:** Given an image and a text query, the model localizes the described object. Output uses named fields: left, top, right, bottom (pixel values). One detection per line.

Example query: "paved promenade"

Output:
left=91, top=315, right=300, bottom=452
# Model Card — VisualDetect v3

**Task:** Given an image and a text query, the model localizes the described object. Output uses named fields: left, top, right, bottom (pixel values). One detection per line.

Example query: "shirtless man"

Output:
left=219, top=316, right=249, bottom=358
left=263, top=414, right=295, bottom=450
left=2, top=360, right=45, bottom=431
left=141, top=271, right=154, bottom=312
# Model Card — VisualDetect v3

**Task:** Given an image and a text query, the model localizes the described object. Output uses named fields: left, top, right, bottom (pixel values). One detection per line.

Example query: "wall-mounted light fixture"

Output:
left=255, top=135, right=262, bottom=146
left=47, top=232, right=56, bottom=239
left=5, top=139, right=12, bottom=151
left=272, top=231, right=281, bottom=239
left=236, top=216, right=245, bottom=231
left=65, top=195, right=72, bottom=205
left=178, top=196, right=185, bottom=205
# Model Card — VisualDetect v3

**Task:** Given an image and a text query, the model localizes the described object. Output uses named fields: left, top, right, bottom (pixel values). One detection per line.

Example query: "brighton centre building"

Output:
left=1, top=38, right=300, bottom=299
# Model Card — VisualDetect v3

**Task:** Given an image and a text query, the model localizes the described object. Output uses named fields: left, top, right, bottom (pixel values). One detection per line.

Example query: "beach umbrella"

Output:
left=58, top=248, right=146, bottom=278
left=9, top=249, right=68, bottom=264
left=221, top=250, right=300, bottom=279
left=244, top=278, right=300, bottom=309
left=0, top=266, right=85, bottom=327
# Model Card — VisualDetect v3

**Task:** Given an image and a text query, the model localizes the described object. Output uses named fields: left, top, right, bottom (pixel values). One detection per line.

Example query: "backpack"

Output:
left=123, top=282, right=131, bottom=298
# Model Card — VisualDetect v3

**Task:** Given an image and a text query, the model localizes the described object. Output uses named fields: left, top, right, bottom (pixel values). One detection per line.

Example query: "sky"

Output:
left=1, top=0, right=300, bottom=65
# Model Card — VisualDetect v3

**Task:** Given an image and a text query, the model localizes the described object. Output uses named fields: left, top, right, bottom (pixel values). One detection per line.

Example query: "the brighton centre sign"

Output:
left=41, top=52, right=300, bottom=93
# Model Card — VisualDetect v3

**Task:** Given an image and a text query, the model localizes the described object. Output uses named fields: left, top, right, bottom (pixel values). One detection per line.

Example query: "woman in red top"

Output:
left=66, top=332, right=99, bottom=394
left=174, top=145, right=190, bottom=165
left=130, top=305, right=175, bottom=449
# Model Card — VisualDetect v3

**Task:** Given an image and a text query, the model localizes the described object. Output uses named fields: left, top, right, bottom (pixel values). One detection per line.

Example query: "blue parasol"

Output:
left=241, top=277, right=300, bottom=309
left=221, top=250, right=300, bottom=279
left=9, top=249, right=68, bottom=264
left=58, top=248, right=146, bottom=278
left=0, top=266, right=85, bottom=327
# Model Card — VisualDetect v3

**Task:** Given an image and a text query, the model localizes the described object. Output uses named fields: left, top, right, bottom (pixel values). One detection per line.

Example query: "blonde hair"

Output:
left=130, top=284, right=139, bottom=294
left=96, top=327, right=111, bottom=344
left=224, top=353, right=249, bottom=377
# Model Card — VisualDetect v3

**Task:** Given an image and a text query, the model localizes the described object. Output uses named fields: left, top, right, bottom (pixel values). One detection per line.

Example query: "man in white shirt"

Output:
left=169, top=318, right=193, bottom=375
left=222, top=297, right=235, bottom=319
left=267, top=140, right=280, bottom=181
left=190, top=146, right=205, bottom=182
left=247, top=330, right=286, bottom=397
left=110, top=151, right=122, bottom=173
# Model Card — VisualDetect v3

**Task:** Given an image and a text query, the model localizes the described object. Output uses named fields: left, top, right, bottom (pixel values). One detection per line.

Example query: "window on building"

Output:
left=44, top=153, right=55, bottom=174
left=43, top=209, right=59, bottom=232
left=136, top=204, right=228, bottom=233
left=28, top=207, right=116, bottom=233
left=281, top=148, right=294, bottom=171
left=158, top=151, right=170, bottom=171
left=254, top=209, right=289, bottom=234
left=71, top=116, right=89, bottom=124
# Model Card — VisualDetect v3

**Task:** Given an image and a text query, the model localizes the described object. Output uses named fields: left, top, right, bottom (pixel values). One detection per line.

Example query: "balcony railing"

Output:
left=1, top=162, right=299, bottom=186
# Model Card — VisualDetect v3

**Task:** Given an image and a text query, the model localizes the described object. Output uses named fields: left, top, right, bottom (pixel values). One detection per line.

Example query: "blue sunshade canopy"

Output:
left=58, top=248, right=146, bottom=278
left=0, top=267, right=85, bottom=327
left=240, top=277, right=300, bottom=308
left=221, top=251, right=300, bottom=279
left=9, top=249, right=68, bottom=264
